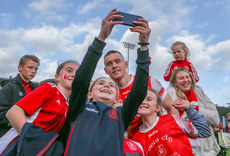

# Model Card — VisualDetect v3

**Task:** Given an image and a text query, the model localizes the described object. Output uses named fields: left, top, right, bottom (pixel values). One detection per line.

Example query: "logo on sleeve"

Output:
left=109, top=109, right=119, bottom=120
left=126, top=141, right=137, bottom=151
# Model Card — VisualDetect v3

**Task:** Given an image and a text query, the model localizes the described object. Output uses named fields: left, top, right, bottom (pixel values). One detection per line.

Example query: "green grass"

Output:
left=227, top=148, right=230, bottom=156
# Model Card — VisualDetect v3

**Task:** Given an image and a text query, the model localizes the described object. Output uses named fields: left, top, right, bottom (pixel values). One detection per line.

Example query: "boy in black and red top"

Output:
left=0, top=54, right=40, bottom=137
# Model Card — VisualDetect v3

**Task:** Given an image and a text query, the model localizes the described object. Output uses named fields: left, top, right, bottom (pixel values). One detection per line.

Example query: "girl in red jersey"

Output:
left=0, top=60, right=79, bottom=154
left=132, top=89, right=211, bottom=156
left=163, top=41, right=199, bottom=82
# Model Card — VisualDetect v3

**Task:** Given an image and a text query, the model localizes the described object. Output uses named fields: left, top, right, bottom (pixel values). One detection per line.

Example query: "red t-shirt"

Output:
left=133, top=115, right=195, bottom=156
left=164, top=59, right=199, bottom=82
left=119, top=75, right=166, bottom=139
left=17, top=82, right=69, bottom=133
left=119, top=75, right=165, bottom=101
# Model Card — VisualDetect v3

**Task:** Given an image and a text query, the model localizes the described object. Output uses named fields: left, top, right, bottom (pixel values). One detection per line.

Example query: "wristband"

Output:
left=138, top=42, right=149, bottom=45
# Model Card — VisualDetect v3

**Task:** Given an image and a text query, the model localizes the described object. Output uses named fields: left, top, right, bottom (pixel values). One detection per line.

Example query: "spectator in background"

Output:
left=225, top=113, right=230, bottom=133
left=164, top=41, right=199, bottom=82
left=167, top=68, right=220, bottom=155
left=213, top=123, right=223, bottom=141
left=213, top=123, right=228, bottom=156
left=0, top=55, right=40, bottom=137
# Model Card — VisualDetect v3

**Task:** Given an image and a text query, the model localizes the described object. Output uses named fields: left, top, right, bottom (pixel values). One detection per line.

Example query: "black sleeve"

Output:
left=68, top=37, right=106, bottom=122
left=0, top=83, right=13, bottom=128
left=122, top=48, right=150, bottom=130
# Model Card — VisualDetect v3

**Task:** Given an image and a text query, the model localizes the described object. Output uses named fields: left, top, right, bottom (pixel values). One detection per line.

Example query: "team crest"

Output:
left=156, top=144, right=166, bottom=156
left=109, top=109, right=118, bottom=120
left=126, top=141, right=137, bottom=151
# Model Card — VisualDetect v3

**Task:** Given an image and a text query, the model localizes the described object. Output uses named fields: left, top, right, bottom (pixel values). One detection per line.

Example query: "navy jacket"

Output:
left=0, top=74, right=37, bottom=137
left=1, top=123, right=63, bottom=156
left=64, top=37, right=150, bottom=156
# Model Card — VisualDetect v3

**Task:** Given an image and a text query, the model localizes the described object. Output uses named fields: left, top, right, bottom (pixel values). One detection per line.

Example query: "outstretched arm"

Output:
left=68, top=38, right=105, bottom=121
left=122, top=19, right=151, bottom=130
left=68, top=9, right=123, bottom=121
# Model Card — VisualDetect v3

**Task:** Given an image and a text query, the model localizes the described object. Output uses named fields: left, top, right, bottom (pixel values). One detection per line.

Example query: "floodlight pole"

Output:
left=122, top=42, right=135, bottom=73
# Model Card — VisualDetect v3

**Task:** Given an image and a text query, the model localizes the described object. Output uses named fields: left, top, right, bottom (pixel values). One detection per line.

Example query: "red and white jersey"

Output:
left=0, top=83, right=69, bottom=154
left=120, top=75, right=167, bottom=139
left=133, top=115, right=196, bottom=156
left=164, top=59, right=199, bottom=82
left=119, top=75, right=166, bottom=102
left=17, top=82, right=69, bottom=133
left=124, top=138, right=145, bottom=156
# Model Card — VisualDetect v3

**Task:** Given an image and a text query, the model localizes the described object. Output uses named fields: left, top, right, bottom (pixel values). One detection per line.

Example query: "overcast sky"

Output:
left=0, top=0, right=229, bottom=106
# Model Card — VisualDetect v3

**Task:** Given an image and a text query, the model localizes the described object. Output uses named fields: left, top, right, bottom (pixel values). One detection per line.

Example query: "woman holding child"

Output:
left=167, top=68, right=220, bottom=155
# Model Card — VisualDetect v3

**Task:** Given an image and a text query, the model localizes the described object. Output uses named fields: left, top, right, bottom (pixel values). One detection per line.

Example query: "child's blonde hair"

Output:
left=170, top=41, right=190, bottom=59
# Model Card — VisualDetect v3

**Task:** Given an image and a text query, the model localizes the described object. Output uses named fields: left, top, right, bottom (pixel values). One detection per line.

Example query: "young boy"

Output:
left=0, top=54, right=40, bottom=137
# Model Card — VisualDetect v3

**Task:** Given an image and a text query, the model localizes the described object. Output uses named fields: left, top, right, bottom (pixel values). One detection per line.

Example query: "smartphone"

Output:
left=113, top=12, right=143, bottom=27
